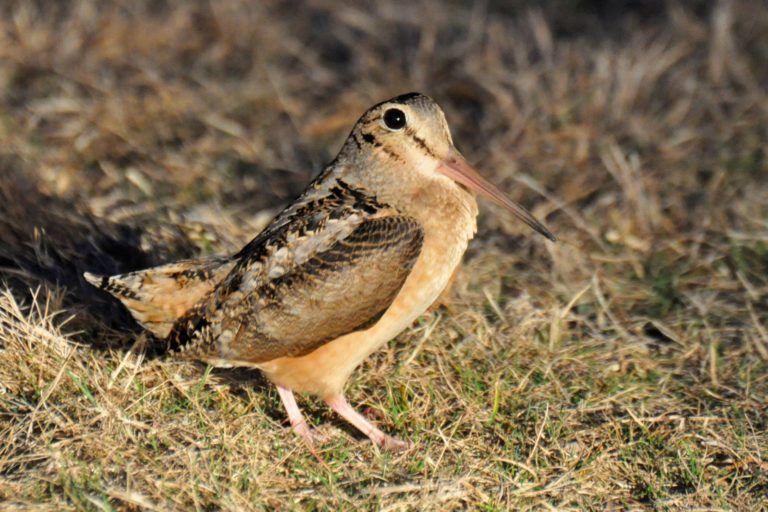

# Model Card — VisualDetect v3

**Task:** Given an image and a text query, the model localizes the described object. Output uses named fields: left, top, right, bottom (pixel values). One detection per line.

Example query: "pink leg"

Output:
left=276, top=385, right=323, bottom=443
left=324, top=394, right=410, bottom=451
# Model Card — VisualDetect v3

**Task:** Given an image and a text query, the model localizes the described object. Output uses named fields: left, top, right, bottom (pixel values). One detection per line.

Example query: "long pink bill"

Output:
left=437, top=148, right=556, bottom=241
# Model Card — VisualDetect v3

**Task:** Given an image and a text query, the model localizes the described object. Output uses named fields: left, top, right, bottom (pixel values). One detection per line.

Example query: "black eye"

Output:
left=383, top=108, right=407, bottom=130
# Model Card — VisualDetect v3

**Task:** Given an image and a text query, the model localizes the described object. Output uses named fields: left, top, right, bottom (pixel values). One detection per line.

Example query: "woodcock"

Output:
left=86, top=93, right=555, bottom=450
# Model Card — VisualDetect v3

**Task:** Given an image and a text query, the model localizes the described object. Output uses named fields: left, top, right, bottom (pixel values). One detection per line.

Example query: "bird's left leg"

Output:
left=324, top=394, right=410, bottom=451
left=275, top=385, right=324, bottom=443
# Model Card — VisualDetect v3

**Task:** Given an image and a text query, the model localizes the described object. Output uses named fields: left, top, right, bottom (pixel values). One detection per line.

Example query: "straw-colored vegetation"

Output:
left=1, top=0, right=766, bottom=509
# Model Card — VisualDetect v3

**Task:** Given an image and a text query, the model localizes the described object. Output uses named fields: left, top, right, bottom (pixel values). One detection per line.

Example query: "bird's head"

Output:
left=342, top=92, right=555, bottom=241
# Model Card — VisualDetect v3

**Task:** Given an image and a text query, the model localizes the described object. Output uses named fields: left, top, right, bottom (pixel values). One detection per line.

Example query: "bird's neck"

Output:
left=400, top=178, right=479, bottom=243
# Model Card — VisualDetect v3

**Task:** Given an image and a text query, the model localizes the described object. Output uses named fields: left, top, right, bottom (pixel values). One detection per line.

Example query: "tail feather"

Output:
left=84, top=256, right=235, bottom=338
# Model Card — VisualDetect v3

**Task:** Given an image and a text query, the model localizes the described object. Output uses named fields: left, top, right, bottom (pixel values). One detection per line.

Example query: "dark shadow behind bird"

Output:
left=0, top=157, right=198, bottom=352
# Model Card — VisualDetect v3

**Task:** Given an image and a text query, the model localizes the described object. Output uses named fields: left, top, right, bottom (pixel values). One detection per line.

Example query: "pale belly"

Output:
left=252, top=230, right=470, bottom=397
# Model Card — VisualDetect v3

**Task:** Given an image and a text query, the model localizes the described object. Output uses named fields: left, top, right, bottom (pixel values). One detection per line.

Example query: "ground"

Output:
left=0, top=0, right=766, bottom=510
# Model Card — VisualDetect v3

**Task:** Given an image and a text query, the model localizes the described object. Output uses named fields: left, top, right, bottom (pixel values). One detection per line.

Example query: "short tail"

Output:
left=84, top=256, right=235, bottom=338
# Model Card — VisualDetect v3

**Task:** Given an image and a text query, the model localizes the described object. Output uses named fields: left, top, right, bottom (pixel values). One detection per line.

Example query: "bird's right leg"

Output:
left=324, top=394, right=410, bottom=451
left=275, top=385, right=324, bottom=443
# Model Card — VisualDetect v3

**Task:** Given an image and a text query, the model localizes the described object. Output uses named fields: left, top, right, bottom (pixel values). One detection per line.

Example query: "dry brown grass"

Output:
left=1, top=0, right=767, bottom=509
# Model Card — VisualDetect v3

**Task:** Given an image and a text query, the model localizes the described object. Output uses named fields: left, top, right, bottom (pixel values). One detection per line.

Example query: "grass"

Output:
left=1, top=0, right=767, bottom=509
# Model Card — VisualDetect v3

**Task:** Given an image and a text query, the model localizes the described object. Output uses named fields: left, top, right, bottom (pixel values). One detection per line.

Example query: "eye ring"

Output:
left=383, top=108, right=407, bottom=130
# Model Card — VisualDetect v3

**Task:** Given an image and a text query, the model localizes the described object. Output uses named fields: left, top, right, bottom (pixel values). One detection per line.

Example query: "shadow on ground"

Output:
left=0, top=158, right=198, bottom=348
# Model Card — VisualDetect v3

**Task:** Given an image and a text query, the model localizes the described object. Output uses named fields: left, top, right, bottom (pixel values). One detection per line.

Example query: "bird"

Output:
left=85, top=92, right=555, bottom=451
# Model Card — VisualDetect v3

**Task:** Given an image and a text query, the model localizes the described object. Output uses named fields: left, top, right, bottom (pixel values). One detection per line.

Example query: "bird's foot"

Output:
left=376, top=434, right=412, bottom=452
left=324, top=394, right=412, bottom=452
left=290, top=420, right=328, bottom=444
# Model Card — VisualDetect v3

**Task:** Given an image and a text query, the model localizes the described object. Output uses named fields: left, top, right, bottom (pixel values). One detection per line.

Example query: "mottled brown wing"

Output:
left=173, top=215, right=423, bottom=363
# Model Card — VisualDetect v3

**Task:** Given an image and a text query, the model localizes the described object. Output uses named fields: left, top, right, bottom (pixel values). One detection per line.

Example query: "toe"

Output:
left=290, top=422, right=329, bottom=445
left=379, top=435, right=412, bottom=452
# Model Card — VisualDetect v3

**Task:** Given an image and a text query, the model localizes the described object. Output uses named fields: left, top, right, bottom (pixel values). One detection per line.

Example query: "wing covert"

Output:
left=237, top=215, right=423, bottom=360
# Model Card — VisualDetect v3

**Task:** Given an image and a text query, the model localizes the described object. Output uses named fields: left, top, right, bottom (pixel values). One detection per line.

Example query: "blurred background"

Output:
left=0, top=0, right=766, bottom=509
left=1, top=0, right=765, bottom=321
